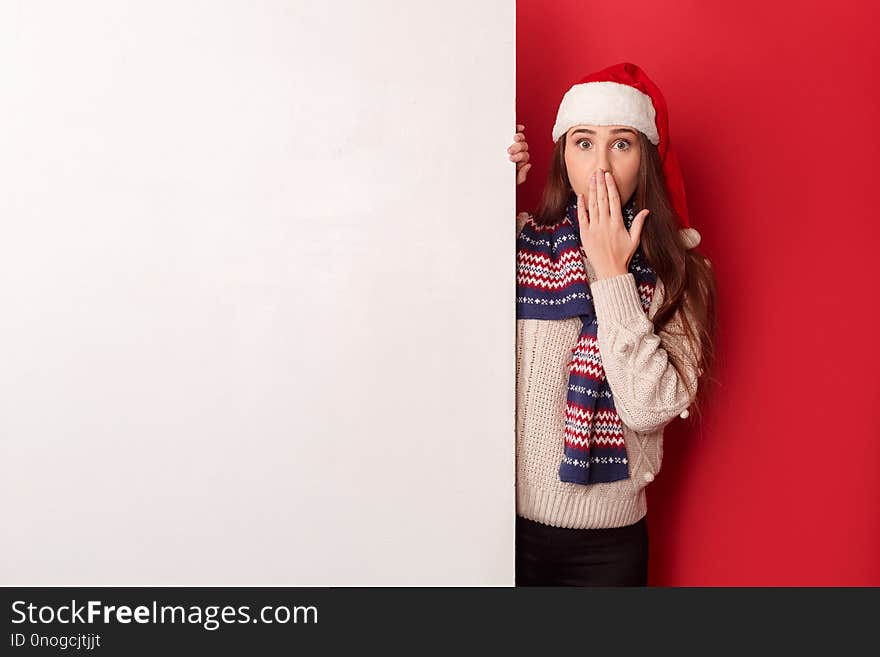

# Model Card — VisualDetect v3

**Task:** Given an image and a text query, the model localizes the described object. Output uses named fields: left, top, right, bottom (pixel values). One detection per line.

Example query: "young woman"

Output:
left=507, top=62, right=717, bottom=586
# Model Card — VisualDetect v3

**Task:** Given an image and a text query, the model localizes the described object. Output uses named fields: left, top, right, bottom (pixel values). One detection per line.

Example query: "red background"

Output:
left=516, top=0, right=880, bottom=585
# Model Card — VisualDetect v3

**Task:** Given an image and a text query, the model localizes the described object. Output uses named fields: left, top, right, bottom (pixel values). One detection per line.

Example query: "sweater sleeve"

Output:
left=589, top=272, right=701, bottom=433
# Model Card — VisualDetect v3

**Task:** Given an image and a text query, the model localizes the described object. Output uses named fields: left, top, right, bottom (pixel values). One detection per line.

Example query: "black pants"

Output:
left=515, top=514, right=649, bottom=586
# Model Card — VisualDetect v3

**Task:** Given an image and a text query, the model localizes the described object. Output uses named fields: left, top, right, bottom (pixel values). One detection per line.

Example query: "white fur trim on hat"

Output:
left=552, top=81, right=659, bottom=145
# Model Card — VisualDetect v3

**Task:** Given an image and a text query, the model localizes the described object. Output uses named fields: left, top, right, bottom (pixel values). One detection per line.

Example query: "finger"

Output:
left=508, top=141, right=529, bottom=155
left=517, top=124, right=525, bottom=131
left=517, top=163, right=531, bottom=184
left=629, top=209, right=650, bottom=242
left=603, top=171, right=622, bottom=223
left=511, top=151, right=530, bottom=163
left=577, top=190, right=589, bottom=228
left=588, top=172, right=598, bottom=224
left=596, top=169, right=609, bottom=224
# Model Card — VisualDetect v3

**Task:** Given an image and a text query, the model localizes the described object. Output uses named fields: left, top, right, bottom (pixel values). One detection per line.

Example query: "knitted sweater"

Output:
left=515, top=212, right=703, bottom=529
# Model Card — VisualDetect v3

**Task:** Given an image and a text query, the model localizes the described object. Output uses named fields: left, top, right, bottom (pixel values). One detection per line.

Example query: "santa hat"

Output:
left=552, top=62, right=697, bottom=243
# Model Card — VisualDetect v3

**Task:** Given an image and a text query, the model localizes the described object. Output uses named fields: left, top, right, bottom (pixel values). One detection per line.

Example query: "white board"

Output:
left=0, top=0, right=515, bottom=585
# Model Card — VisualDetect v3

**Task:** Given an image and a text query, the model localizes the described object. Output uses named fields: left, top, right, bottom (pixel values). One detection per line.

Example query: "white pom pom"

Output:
left=679, top=227, right=701, bottom=250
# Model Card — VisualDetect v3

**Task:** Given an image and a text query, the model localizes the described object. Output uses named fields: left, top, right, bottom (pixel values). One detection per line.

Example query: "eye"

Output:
left=575, top=138, right=631, bottom=150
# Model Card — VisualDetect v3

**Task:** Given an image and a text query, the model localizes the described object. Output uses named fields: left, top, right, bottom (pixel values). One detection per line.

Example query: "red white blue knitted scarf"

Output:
left=516, top=191, right=657, bottom=485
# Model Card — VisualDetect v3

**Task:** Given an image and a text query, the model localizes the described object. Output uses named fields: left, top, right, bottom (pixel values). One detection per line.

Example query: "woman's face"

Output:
left=564, top=124, right=641, bottom=206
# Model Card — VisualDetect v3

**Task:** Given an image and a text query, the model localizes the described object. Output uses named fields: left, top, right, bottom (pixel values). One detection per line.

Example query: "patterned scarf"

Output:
left=516, top=190, right=657, bottom=485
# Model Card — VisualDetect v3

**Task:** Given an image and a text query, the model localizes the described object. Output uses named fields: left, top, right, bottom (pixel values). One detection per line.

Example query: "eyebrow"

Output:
left=570, top=127, right=638, bottom=137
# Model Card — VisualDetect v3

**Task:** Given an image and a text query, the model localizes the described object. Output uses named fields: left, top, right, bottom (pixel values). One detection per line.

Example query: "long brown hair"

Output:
left=533, top=131, right=719, bottom=423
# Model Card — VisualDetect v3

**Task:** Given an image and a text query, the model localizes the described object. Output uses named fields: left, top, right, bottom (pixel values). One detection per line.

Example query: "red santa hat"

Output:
left=551, top=61, right=696, bottom=240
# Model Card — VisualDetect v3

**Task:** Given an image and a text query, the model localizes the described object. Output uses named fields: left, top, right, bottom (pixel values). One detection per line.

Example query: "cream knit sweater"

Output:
left=515, top=212, right=703, bottom=529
